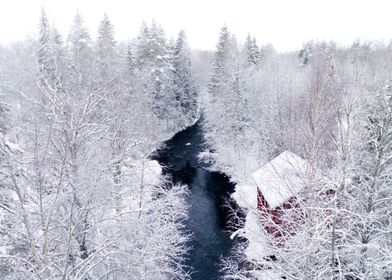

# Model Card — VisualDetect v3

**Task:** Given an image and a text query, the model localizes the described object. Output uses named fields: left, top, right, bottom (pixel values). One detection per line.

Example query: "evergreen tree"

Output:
left=244, top=34, right=261, bottom=67
left=298, top=41, right=314, bottom=65
left=37, top=9, right=53, bottom=82
left=67, top=12, right=92, bottom=81
left=96, top=13, right=117, bottom=80
left=37, top=9, right=63, bottom=90
left=203, top=26, right=251, bottom=178
left=173, top=30, right=198, bottom=125
left=207, top=26, right=249, bottom=130
left=208, top=25, right=231, bottom=94
left=135, top=22, right=151, bottom=68
left=134, top=21, right=177, bottom=126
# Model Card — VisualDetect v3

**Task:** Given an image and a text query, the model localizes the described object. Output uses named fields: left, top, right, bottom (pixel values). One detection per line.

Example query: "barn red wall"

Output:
left=257, top=188, right=304, bottom=246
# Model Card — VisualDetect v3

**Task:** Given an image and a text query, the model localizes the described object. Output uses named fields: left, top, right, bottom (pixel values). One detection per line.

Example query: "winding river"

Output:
left=155, top=121, right=237, bottom=280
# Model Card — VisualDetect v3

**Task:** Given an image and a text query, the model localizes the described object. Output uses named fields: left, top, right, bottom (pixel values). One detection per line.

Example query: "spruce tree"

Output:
left=244, top=34, right=261, bottom=68
left=298, top=41, right=314, bottom=65
left=204, top=26, right=250, bottom=179
left=68, top=12, right=92, bottom=80
left=173, top=30, right=198, bottom=125
left=208, top=25, right=231, bottom=94
left=37, top=9, right=53, bottom=81
left=37, top=9, right=63, bottom=90
left=135, top=21, right=177, bottom=125
left=135, top=22, right=150, bottom=68
left=207, top=26, right=248, bottom=127
left=96, top=13, right=117, bottom=80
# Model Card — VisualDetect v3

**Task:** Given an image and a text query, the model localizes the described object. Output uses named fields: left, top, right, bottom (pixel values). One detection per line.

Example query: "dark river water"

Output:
left=155, top=121, right=236, bottom=280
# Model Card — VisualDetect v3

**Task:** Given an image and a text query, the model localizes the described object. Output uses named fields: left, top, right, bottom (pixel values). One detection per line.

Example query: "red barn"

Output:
left=252, top=151, right=309, bottom=244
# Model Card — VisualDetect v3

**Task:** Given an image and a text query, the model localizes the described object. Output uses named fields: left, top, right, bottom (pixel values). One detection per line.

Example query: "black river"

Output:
left=154, top=121, right=237, bottom=280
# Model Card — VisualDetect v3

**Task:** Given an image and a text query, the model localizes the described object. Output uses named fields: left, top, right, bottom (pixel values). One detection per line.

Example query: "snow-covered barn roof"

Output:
left=252, top=151, right=309, bottom=209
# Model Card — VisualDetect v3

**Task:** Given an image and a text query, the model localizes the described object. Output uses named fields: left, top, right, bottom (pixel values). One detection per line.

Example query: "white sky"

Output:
left=1, top=0, right=392, bottom=52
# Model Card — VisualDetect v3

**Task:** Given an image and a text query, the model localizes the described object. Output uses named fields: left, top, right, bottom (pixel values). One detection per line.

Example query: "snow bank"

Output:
left=140, top=159, right=162, bottom=187
left=232, top=186, right=272, bottom=260
left=231, top=184, right=257, bottom=210
left=243, top=211, right=272, bottom=260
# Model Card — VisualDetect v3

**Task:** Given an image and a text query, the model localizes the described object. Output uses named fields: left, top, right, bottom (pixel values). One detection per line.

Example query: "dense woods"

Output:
left=0, top=9, right=391, bottom=280
left=0, top=11, right=195, bottom=279
left=204, top=28, right=392, bottom=280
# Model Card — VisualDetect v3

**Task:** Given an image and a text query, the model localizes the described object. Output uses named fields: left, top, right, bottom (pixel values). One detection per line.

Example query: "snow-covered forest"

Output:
left=1, top=8, right=392, bottom=280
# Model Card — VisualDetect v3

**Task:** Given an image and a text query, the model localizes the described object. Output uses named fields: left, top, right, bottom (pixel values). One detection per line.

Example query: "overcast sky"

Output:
left=1, top=0, right=392, bottom=52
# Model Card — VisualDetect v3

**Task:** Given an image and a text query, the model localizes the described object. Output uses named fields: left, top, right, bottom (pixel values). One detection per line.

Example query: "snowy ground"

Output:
left=232, top=184, right=272, bottom=259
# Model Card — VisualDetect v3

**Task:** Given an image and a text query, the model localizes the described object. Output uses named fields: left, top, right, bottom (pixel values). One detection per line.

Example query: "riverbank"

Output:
left=154, top=121, right=239, bottom=280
